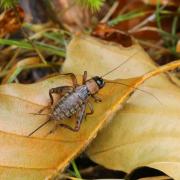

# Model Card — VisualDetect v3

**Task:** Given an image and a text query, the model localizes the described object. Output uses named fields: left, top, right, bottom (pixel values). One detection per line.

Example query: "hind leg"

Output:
left=38, top=105, right=52, bottom=114
left=46, top=121, right=59, bottom=136
left=28, top=118, right=52, bottom=136
left=49, top=86, right=73, bottom=105
left=37, top=86, right=73, bottom=114
left=59, top=104, right=86, bottom=132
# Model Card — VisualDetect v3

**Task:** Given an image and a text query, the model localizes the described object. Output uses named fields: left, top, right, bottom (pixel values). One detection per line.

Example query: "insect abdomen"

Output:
left=51, top=86, right=89, bottom=120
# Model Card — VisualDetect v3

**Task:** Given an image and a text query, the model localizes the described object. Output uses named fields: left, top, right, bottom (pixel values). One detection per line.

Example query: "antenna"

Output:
left=105, top=81, right=162, bottom=104
left=101, top=51, right=140, bottom=78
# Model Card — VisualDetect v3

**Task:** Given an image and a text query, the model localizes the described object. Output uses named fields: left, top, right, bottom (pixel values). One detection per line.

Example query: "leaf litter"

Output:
left=62, top=34, right=180, bottom=179
left=0, top=34, right=179, bottom=179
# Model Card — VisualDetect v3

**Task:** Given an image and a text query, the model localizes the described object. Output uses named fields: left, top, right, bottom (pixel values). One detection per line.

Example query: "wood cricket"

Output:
left=29, top=52, right=159, bottom=136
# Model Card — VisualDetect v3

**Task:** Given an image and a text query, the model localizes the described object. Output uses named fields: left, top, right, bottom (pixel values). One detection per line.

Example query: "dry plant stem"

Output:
left=130, top=26, right=165, bottom=34
left=128, top=14, right=156, bottom=33
left=79, top=165, right=99, bottom=175
left=3, top=48, right=21, bottom=71
left=29, top=28, right=59, bottom=40
left=21, top=29, right=47, bottom=64
left=138, top=60, right=180, bottom=87
left=138, top=39, right=170, bottom=53
left=128, top=4, right=167, bottom=33
left=100, top=1, right=119, bottom=23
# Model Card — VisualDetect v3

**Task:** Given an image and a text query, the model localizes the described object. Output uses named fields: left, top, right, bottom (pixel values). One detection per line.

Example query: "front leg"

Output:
left=82, top=71, right=87, bottom=84
left=86, top=101, right=94, bottom=116
left=91, top=94, right=102, bottom=102
left=59, top=103, right=86, bottom=132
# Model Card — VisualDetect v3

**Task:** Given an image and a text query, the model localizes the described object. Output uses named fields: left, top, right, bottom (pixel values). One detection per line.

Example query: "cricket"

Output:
left=29, top=52, right=159, bottom=136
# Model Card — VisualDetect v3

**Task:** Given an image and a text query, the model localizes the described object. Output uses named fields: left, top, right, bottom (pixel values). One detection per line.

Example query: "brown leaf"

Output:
left=92, top=23, right=133, bottom=47
left=0, top=6, right=24, bottom=38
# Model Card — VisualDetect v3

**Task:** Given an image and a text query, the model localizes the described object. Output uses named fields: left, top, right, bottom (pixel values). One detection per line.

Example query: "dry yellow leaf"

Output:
left=0, top=73, right=141, bottom=179
left=0, top=34, right=179, bottom=179
left=63, top=35, right=180, bottom=179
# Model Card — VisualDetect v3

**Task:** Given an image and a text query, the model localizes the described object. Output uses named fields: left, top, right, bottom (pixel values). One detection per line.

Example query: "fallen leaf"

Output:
left=63, top=34, right=180, bottom=179
left=0, top=73, right=140, bottom=179
left=0, top=6, right=24, bottom=38
left=92, top=23, right=133, bottom=47
left=0, top=34, right=179, bottom=179
left=62, top=34, right=157, bottom=78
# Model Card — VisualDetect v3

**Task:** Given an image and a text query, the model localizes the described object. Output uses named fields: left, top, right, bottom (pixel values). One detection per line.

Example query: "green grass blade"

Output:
left=71, top=160, right=82, bottom=179
left=108, top=9, right=147, bottom=26
left=0, top=39, right=65, bottom=57
left=7, top=63, right=60, bottom=83
left=171, top=7, right=180, bottom=53
left=155, top=0, right=162, bottom=30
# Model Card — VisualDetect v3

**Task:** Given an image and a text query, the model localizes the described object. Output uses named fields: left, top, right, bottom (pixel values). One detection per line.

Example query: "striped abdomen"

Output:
left=51, top=85, right=89, bottom=120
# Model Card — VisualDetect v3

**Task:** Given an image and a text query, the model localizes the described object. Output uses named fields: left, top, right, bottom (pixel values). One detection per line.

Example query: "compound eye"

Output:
left=92, top=76, right=105, bottom=88
left=97, top=80, right=102, bottom=85
left=97, top=79, right=105, bottom=88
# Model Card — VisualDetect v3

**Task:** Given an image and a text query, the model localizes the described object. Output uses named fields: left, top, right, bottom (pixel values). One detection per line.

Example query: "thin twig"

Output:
left=100, top=1, right=119, bottom=23
left=128, top=4, right=167, bottom=33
